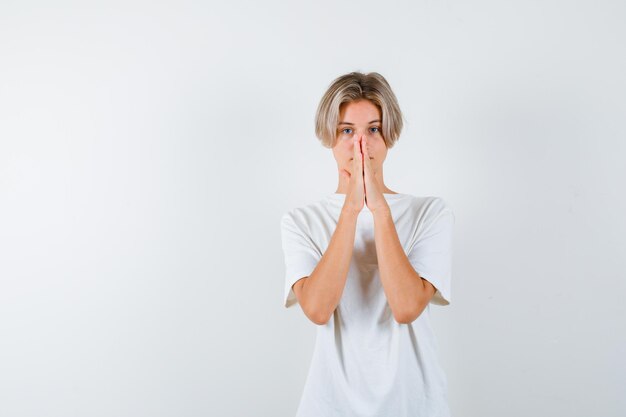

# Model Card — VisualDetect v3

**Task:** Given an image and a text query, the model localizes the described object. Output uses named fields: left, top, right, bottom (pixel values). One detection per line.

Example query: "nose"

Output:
left=348, top=136, right=373, bottom=159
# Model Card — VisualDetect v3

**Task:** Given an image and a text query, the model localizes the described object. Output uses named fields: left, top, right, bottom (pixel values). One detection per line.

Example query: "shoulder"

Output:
left=400, top=194, right=453, bottom=216
left=424, top=195, right=453, bottom=216
left=397, top=195, right=455, bottom=233
left=280, top=198, right=327, bottom=230
left=420, top=196, right=455, bottom=232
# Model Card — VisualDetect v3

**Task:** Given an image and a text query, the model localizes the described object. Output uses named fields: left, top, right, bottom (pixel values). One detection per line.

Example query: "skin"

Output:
left=293, top=99, right=437, bottom=325
left=333, top=99, right=396, bottom=213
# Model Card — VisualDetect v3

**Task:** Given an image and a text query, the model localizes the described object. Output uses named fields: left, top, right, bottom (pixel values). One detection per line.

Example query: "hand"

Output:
left=341, top=136, right=365, bottom=214
left=362, top=136, right=388, bottom=213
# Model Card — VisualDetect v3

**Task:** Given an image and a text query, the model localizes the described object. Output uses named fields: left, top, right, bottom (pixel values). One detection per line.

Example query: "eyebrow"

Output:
left=338, top=119, right=381, bottom=125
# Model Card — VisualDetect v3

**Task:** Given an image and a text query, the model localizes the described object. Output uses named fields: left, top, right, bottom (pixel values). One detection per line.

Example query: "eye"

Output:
left=341, top=128, right=353, bottom=135
left=370, top=126, right=380, bottom=133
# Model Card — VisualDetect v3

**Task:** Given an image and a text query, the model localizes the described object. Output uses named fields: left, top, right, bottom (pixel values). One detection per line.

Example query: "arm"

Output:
left=293, top=208, right=359, bottom=325
left=372, top=208, right=437, bottom=324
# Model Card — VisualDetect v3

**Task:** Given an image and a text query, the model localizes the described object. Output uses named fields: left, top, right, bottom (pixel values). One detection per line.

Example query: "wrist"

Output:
left=370, top=199, right=391, bottom=216
left=340, top=206, right=361, bottom=220
left=371, top=206, right=392, bottom=219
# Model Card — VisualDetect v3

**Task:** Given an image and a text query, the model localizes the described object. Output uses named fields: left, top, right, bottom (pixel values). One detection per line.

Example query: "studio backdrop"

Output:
left=0, top=1, right=624, bottom=416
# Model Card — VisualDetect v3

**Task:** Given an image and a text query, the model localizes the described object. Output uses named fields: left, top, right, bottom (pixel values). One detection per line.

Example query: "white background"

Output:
left=1, top=1, right=624, bottom=416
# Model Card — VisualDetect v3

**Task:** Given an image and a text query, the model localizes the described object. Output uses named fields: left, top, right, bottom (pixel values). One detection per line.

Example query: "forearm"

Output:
left=302, top=208, right=359, bottom=324
left=372, top=208, right=426, bottom=323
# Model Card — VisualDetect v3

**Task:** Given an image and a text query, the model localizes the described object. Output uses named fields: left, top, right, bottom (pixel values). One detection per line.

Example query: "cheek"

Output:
left=370, top=143, right=383, bottom=154
left=373, top=146, right=387, bottom=161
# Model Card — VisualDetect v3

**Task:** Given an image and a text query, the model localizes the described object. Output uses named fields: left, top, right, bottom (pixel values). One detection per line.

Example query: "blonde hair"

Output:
left=315, top=71, right=404, bottom=149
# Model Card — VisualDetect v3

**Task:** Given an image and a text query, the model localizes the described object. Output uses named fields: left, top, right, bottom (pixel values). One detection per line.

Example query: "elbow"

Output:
left=301, top=295, right=334, bottom=326
left=310, top=310, right=332, bottom=326
left=303, top=305, right=332, bottom=326
left=312, top=316, right=330, bottom=326
left=393, top=312, right=414, bottom=324
left=393, top=305, right=425, bottom=324
left=299, top=299, right=332, bottom=326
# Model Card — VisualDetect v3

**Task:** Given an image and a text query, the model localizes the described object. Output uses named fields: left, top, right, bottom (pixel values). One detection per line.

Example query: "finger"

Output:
left=353, top=137, right=363, bottom=175
left=352, top=137, right=359, bottom=177
left=363, top=138, right=371, bottom=169
left=352, top=137, right=361, bottom=175
left=356, top=136, right=364, bottom=182
left=359, top=136, right=366, bottom=203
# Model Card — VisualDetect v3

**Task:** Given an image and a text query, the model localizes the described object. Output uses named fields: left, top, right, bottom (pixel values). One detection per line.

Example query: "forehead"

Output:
left=338, top=99, right=381, bottom=121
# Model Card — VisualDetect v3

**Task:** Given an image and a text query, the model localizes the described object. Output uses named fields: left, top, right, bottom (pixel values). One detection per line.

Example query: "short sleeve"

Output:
left=280, top=212, right=322, bottom=308
left=407, top=200, right=455, bottom=306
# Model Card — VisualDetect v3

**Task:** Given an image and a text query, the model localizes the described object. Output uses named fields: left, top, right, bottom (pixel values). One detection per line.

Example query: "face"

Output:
left=332, top=99, right=388, bottom=177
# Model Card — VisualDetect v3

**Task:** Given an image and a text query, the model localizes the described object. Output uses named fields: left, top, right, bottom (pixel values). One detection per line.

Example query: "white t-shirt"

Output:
left=280, top=192, right=455, bottom=417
